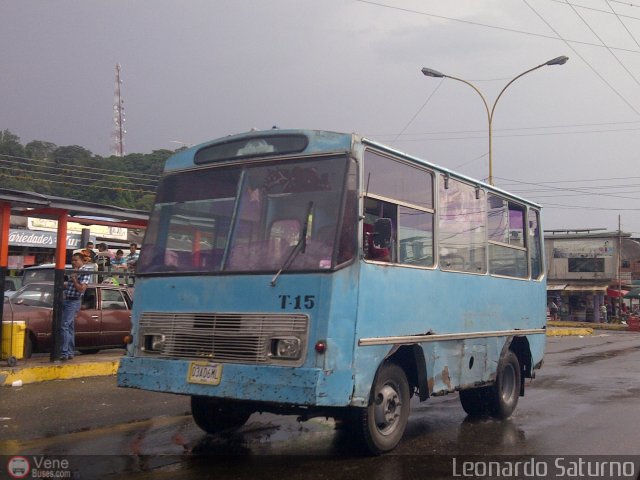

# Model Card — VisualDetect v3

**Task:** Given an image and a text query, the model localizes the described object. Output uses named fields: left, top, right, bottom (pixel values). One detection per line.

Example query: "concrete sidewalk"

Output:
left=547, top=320, right=632, bottom=331
left=546, top=326, right=594, bottom=337
left=546, top=319, right=638, bottom=337
left=0, top=350, right=124, bottom=386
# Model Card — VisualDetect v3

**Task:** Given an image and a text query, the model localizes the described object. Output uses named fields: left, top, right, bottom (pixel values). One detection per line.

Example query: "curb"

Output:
left=0, top=359, right=120, bottom=386
left=546, top=327, right=593, bottom=337
left=547, top=320, right=629, bottom=331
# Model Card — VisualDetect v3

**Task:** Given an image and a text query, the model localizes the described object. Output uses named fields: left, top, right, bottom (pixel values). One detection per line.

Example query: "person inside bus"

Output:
left=363, top=197, right=396, bottom=262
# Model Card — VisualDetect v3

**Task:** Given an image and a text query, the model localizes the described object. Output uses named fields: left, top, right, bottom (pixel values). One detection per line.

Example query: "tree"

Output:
left=2, top=131, right=165, bottom=211
left=0, top=129, right=24, bottom=157
left=25, top=140, right=57, bottom=160
left=52, top=145, right=93, bottom=166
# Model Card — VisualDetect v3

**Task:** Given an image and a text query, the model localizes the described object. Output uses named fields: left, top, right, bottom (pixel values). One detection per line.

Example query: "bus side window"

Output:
left=363, top=198, right=395, bottom=262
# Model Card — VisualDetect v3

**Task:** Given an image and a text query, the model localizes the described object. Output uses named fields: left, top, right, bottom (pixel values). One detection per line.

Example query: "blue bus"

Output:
left=117, top=129, right=546, bottom=454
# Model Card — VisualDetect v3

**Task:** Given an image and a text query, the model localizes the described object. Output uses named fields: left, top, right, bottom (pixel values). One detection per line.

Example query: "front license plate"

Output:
left=187, top=362, right=223, bottom=385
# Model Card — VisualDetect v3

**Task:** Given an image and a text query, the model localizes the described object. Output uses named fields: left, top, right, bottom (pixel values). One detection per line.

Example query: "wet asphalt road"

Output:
left=2, top=331, right=640, bottom=478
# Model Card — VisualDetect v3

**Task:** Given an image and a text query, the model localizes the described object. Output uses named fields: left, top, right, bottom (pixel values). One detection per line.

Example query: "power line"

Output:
left=523, top=0, right=640, bottom=116
left=0, top=171, right=154, bottom=194
left=0, top=160, right=157, bottom=191
left=0, top=154, right=159, bottom=190
left=608, top=0, right=640, bottom=8
left=565, top=0, right=640, bottom=89
left=0, top=153, right=160, bottom=183
left=550, top=0, right=640, bottom=21
left=542, top=201, right=640, bottom=211
left=500, top=174, right=640, bottom=186
left=391, top=78, right=444, bottom=145
left=379, top=125, right=640, bottom=142
left=370, top=119, right=640, bottom=137
left=605, top=0, right=640, bottom=51
left=453, top=152, right=488, bottom=170
left=494, top=175, right=640, bottom=201
left=353, top=0, right=640, bottom=54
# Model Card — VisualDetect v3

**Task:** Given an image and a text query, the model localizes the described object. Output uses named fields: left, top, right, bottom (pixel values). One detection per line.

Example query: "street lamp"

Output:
left=421, top=56, right=568, bottom=185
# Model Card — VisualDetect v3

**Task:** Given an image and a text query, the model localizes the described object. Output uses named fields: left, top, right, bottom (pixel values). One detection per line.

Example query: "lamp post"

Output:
left=421, top=56, right=568, bottom=185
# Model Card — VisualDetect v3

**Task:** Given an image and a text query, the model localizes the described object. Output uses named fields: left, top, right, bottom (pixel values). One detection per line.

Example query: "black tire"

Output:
left=459, top=386, right=491, bottom=416
left=488, top=350, right=521, bottom=419
left=352, top=362, right=410, bottom=455
left=80, top=349, right=100, bottom=355
left=191, top=396, right=252, bottom=434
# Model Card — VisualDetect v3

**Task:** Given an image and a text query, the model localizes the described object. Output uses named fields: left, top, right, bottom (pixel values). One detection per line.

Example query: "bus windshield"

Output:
left=138, top=155, right=355, bottom=274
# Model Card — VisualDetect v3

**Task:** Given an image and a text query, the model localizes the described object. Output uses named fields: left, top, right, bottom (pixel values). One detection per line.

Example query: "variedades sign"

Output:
left=8, top=229, right=88, bottom=249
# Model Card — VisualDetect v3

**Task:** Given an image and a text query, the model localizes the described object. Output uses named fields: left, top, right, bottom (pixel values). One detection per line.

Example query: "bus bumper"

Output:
left=117, top=356, right=354, bottom=407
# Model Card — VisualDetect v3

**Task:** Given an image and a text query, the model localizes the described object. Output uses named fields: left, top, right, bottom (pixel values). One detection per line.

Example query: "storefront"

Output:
left=547, top=283, right=608, bottom=322
left=7, top=217, right=130, bottom=270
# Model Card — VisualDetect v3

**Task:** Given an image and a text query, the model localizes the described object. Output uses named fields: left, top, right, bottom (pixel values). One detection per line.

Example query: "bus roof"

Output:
left=163, top=128, right=541, bottom=209
left=164, top=129, right=353, bottom=171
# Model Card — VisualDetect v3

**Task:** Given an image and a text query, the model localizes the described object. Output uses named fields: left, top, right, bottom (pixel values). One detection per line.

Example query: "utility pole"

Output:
left=618, top=215, right=622, bottom=319
left=111, top=63, right=126, bottom=157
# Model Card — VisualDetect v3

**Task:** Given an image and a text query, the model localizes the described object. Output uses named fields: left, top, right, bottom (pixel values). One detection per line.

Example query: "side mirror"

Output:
left=372, top=218, right=392, bottom=249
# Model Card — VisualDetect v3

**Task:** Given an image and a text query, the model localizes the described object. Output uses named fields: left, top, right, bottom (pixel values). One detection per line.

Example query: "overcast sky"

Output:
left=3, top=1, right=640, bottom=235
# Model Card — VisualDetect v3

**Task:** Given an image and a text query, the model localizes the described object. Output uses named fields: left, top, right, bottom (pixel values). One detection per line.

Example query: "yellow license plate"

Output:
left=187, top=362, right=223, bottom=385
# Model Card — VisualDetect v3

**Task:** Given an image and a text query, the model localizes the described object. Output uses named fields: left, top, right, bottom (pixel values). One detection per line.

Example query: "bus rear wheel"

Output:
left=352, top=362, right=410, bottom=455
left=459, top=386, right=491, bottom=416
left=190, top=396, right=252, bottom=434
left=487, top=350, right=521, bottom=419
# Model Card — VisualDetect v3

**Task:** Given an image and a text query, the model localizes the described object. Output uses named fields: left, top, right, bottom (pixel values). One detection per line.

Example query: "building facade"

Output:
left=545, top=229, right=640, bottom=322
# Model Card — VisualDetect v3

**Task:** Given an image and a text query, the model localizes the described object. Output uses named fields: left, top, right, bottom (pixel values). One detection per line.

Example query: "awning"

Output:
left=547, top=284, right=567, bottom=291
left=624, top=288, right=640, bottom=299
left=607, top=288, right=630, bottom=298
left=563, top=284, right=608, bottom=293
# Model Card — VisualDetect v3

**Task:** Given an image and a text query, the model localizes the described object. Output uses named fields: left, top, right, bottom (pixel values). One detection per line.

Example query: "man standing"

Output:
left=95, top=243, right=114, bottom=282
left=60, top=253, right=91, bottom=361
left=126, top=243, right=139, bottom=286
left=82, top=241, right=97, bottom=263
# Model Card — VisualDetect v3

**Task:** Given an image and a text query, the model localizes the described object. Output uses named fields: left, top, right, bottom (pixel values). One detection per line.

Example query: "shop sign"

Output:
left=8, top=229, right=85, bottom=249
left=27, top=217, right=128, bottom=240
left=552, top=239, right=615, bottom=258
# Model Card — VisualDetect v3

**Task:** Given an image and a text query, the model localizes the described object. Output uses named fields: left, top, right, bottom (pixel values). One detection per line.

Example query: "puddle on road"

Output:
left=563, top=345, right=640, bottom=366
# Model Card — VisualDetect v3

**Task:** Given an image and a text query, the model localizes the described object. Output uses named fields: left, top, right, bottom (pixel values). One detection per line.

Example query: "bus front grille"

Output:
left=138, top=312, right=309, bottom=365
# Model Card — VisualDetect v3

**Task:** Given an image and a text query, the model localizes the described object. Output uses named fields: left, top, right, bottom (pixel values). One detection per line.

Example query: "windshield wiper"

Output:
left=270, top=201, right=313, bottom=287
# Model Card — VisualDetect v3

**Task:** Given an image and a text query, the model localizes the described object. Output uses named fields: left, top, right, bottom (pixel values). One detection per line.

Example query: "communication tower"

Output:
left=111, top=63, right=126, bottom=157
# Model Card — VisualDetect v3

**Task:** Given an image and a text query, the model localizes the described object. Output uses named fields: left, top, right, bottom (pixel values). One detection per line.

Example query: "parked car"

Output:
left=3, top=276, right=22, bottom=298
left=22, top=263, right=72, bottom=285
left=3, top=281, right=133, bottom=357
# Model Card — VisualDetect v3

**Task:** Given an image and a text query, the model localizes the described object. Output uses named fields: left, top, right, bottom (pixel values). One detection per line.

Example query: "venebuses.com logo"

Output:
left=6, top=456, right=72, bottom=479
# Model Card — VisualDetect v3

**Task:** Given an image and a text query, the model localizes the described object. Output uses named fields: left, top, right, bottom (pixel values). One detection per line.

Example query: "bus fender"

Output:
left=384, top=344, right=429, bottom=401
left=500, top=336, right=532, bottom=396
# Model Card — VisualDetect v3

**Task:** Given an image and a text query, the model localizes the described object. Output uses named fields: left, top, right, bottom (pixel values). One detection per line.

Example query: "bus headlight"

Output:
left=270, top=337, right=301, bottom=359
left=143, top=334, right=166, bottom=352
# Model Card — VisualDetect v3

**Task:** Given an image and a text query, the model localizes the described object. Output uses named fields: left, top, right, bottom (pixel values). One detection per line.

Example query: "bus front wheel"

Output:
left=353, top=362, right=410, bottom=455
left=487, top=350, right=521, bottom=419
left=190, top=396, right=252, bottom=434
